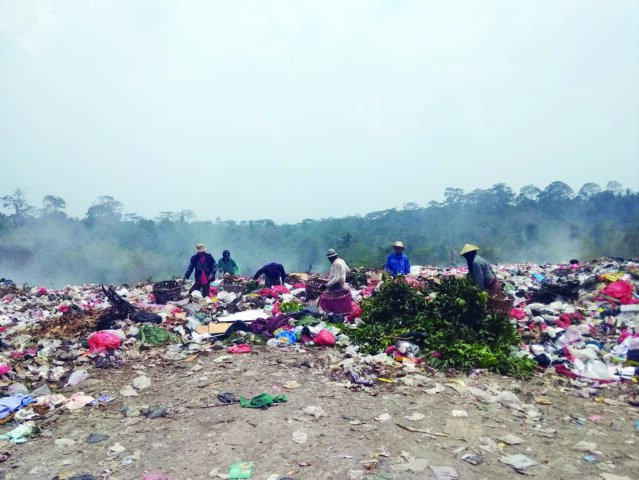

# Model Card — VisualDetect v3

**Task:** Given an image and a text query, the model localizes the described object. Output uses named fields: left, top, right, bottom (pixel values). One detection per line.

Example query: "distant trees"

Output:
left=42, top=195, right=67, bottom=215
left=0, top=180, right=637, bottom=286
left=577, top=183, right=601, bottom=199
left=86, top=196, right=123, bottom=220
left=2, top=188, right=34, bottom=222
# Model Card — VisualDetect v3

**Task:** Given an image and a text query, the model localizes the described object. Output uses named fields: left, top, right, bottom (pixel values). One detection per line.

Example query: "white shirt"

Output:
left=327, top=257, right=350, bottom=287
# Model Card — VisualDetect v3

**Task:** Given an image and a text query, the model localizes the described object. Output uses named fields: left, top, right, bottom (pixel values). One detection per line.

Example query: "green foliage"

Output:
left=350, top=277, right=536, bottom=379
left=280, top=301, right=303, bottom=313
left=242, top=280, right=260, bottom=294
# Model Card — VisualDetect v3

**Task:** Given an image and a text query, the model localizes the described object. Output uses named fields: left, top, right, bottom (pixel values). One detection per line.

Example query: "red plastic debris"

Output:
left=313, top=329, right=336, bottom=346
left=227, top=344, right=252, bottom=354
left=87, top=331, right=122, bottom=353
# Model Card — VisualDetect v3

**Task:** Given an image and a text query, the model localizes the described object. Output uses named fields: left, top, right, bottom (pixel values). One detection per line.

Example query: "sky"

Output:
left=1, top=0, right=638, bottom=224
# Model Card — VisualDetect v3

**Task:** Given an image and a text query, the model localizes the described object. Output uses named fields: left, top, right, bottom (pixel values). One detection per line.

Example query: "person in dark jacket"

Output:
left=459, top=244, right=499, bottom=291
left=183, top=243, right=216, bottom=297
left=253, top=262, right=286, bottom=287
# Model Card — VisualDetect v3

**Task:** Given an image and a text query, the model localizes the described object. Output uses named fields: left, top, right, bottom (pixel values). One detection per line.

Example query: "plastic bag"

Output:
left=313, top=329, right=336, bottom=346
left=87, top=331, right=122, bottom=353
left=601, top=280, right=639, bottom=304
left=557, top=325, right=583, bottom=347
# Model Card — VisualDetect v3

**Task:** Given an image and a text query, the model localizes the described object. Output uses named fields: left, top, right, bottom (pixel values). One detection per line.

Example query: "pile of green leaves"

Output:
left=347, top=267, right=372, bottom=289
left=280, top=301, right=303, bottom=313
left=349, top=277, right=536, bottom=379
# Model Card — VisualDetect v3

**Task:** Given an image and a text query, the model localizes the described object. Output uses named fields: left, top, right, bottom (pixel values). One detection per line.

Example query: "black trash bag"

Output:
left=131, top=310, right=162, bottom=324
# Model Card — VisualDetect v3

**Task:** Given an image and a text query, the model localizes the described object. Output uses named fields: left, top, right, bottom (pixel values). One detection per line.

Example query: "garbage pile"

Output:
left=0, top=256, right=637, bottom=446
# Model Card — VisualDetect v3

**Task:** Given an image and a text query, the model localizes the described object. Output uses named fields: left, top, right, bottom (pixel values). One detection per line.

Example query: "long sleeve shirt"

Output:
left=469, top=255, right=496, bottom=290
left=253, top=263, right=286, bottom=284
left=327, top=258, right=350, bottom=288
left=385, top=253, right=411, bottom=276
left=217, top=258, right=239, bottom=275
left=184, top=253, right=216, bottom=283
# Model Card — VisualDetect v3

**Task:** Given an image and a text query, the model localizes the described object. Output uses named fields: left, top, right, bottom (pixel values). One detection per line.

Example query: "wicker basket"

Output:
left=306, top=277, right=328, bottom=301
left=319, top=289, right=353, bottom=314
left=487, top=293, right=513, bottom=316
left=153, top=280, right=181, bottom=304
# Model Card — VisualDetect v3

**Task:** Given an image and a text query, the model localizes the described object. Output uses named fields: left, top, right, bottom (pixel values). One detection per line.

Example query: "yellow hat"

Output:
left=459, top=244, right=479, bottom=256
left=195, top=243, right=207, bottom=252
left=393, top=241, right=405, bottom=249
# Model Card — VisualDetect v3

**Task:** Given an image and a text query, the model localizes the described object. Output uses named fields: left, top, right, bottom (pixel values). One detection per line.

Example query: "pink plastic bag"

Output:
left=87, top=331, right=122, bottom=353
left=313, top=329, right=336, bottom=347
left=227, top=344, right=252, bottom=354
left=601, top=280, right=639, bottom=304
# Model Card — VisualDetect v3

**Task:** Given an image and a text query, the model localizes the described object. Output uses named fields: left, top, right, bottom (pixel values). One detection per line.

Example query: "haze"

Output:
left=1, top=0, right=638, bottom=223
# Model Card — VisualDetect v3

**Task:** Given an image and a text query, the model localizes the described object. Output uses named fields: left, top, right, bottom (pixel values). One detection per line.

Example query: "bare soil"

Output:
left=2, top=347, right=638, bottom=480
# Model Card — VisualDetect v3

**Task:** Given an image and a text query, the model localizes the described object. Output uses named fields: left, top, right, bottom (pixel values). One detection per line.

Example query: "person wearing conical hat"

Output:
left=385, top=241, right=411, bottom=276
left=459, top=244, right=499, bottom=291
left=324, top=248, right=350, bottom=291
left=183, top=243, right=217, bottom=297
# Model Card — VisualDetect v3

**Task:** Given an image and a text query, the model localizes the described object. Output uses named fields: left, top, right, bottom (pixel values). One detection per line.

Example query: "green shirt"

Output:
left=218, top=257, right=239, bottom=275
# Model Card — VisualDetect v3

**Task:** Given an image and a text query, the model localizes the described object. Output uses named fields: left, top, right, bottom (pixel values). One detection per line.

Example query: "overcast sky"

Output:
left=1, top=0, right=637, bottom=223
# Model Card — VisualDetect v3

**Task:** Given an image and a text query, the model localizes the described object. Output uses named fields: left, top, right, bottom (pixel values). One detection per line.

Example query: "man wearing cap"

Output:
left=324, top=249, right=350, bottom=291
left=459, top=244, right=499, bottom=291
left=217, top=250, right=240, bottom=277
left=385, top=241, right=411, bottom=276
left=183, top=244, right=217, bottom=297
left=253, top=262, right=287, bottom=287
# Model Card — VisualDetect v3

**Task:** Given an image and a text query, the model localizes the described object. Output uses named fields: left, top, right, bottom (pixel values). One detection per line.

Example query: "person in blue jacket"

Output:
left=385, top=241, right=411, bottom=276
left=182, top=243, right=216, bottom=297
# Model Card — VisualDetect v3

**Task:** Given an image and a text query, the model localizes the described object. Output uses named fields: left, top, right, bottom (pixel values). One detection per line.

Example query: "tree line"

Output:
left=1, top=181, right=637, bottom=286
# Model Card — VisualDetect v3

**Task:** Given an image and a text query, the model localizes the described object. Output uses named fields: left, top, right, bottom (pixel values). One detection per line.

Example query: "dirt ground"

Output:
left=1, top=347, right=638, bottom=480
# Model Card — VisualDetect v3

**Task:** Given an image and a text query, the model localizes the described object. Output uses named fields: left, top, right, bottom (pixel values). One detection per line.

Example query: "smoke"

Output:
left=1, top=186, right=637, bottom=287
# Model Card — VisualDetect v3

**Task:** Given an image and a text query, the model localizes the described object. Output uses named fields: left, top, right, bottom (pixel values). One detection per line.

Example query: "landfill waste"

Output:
left=86, top=432, right=109, bottom=444
left=239, top=393, right=287, bottom=409
left=132, top=375, right=152, bottom=390
left=228, top=461, right=254, bottom=479
left=0, top=256, right=635, bottom=469
left=141, top=405, right=167, bottom=418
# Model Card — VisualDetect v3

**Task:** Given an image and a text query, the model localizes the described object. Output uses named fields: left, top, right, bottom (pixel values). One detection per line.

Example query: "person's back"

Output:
left=253, top=262, right=286, bottom=287
left=460, top=244, right=499, bottom=291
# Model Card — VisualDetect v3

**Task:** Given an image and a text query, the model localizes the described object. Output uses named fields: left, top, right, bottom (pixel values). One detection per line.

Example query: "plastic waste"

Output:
left=228, top=462, right=254, bottom=479
left=557, top=325, right=583, bottom=347
left=0, top=421, right=36, bottom=443
left=133, top=375, right=152, bottom=390
left=87, top=331, right=122, bottom=353
left=65, top=369, right=90, bottom=387
left=302, top=405, right=327, bottom=418
left=396, top=341, right=420, bottom=357
left=275, top=330, right=297, bottom=345
left=313, top=329, right=336, bottom=346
